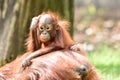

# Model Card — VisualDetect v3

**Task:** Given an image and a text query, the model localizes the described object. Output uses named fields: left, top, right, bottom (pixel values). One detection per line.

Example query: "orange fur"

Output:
left=26, top=11, right=75, bottom=53
left=0, top=50, right=101, bottom=80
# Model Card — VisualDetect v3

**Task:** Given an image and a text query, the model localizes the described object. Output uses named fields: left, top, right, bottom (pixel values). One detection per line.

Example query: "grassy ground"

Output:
left=87, top=45, right=120, bottom=80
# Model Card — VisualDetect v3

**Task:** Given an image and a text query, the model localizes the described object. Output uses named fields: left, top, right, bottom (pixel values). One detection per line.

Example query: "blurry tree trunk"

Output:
left=0, top=0, right=74, bottom=66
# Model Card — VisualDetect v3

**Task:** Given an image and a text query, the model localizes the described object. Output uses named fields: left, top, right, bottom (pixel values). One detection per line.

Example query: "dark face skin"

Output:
left=38, top=14, right=55, bottom=43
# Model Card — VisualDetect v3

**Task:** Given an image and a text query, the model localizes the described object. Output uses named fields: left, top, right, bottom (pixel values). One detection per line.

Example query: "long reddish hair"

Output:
left=26, top=11, right=74, bottom=52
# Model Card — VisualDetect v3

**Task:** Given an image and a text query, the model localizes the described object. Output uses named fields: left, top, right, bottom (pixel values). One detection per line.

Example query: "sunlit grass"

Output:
left=87, top=44, right=120, bottom=80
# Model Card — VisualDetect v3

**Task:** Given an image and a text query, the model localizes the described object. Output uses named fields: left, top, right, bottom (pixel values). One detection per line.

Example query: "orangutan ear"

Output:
left=54, top=24, right=60, bottom=30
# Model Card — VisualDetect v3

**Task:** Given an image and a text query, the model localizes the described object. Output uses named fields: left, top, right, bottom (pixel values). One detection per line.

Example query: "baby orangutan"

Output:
left=22, top=11, right=85, bottom=69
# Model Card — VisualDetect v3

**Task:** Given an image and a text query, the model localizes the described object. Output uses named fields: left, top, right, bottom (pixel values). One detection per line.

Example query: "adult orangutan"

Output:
left=22, top=11, right=86, bottom=69
left=0, top=50, right=101, bottom=80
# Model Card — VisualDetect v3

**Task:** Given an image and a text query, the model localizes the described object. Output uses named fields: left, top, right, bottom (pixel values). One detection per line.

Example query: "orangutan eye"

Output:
left=46, top=24, right=53, bottom=31
left=39, top=26, right=44, bottom=31
left=46, top=27, right=49, bottom=30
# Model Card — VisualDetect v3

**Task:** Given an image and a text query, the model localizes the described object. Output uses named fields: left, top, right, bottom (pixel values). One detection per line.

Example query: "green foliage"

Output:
left=87, top=45, right=120, bottom=80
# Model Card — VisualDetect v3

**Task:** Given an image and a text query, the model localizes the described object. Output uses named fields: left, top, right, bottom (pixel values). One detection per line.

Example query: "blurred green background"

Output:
left=0, top=0, right=120, bottom=80
left=74, top=1, right=120, bottom=79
